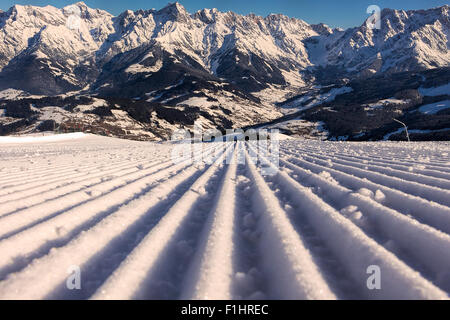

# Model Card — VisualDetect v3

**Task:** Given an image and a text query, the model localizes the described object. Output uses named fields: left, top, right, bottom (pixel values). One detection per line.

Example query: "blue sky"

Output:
left=0, top=0, right=447, bottom=28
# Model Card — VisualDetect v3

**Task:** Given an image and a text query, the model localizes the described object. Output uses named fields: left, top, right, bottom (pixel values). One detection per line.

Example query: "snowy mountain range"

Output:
left=0, top=2, right=449, bottom=140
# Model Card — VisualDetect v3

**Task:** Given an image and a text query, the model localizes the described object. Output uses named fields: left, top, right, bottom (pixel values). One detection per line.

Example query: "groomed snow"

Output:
left=0, top=134, right=449, bottom=300
left=0, top=132, right=88, bottom=144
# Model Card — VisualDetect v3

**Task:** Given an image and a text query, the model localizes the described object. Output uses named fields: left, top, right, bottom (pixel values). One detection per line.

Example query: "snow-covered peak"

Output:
left=310, top=5, right=450, bottom=76
left=162, top=2, right=186, bottom=12
left=157, top=2, right=189, bottom=21
left=0, top=2, right=448, bottom=95
left=311, top=23, right=333, bottom=36
left=194, top=8, right=220, bottom=24
left=62, top=1, right=112, bottom=18
left=70, top=1, right=88, bottom=9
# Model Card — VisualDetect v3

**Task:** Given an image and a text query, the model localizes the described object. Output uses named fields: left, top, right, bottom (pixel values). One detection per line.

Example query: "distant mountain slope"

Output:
left=0, top=2, right=448, bottom=140
left=0, top=2, right=448, bottom=96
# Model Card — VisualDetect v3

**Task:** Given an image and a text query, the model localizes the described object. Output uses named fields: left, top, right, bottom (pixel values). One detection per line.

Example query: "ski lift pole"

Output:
left=393, top=118, right=410, bottom=142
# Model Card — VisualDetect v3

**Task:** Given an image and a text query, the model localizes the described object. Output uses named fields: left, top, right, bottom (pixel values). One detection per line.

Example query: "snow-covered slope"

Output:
left=307, top=6, right=450, bottom=79
left=0, top=93, right=282, bottom=140
left=0, top=3, right=114, bottom=94
left=0, top=134, right=449, bottom=299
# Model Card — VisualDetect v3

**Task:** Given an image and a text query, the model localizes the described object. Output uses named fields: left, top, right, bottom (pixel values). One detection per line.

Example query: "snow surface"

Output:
left=0, top=134, right=449, bottom=300
left=419, top=83, right=450, bottom=97
left=262, top=119, right=328, bottom=140
left=364, top=98, right=410, bottom=110
left=305, top=86, right=353, bottom=108
left=0, top=89, right=29, bottom=100
left=418, top=100, right=450, bottom=115
left=0, top=132, right=88, bottom=144
left=281, top=86, right=353, bottom=112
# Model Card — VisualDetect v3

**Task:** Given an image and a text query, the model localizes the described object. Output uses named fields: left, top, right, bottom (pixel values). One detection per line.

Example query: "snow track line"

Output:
left=0, top=149, right=173, bottom=195
left=243, top=146, right=336, bottom=300
left=0, top=163, right=214, bottom=299
left=0, top=143, right=220, bottom=243
left=1, top=136, right=449, bottom=300
left=0, top=144, right=227, bottom=299
left=289, top=149, right=450, bottom=190
left=0, top=158, right=164, bottom=209
left=227, top=144, right=269, bottom=300
left=290, top=144, right=450, bottom=177
left=92, top=144, right=233, bottom=300
left=283, top=150, right=450, bottom=207
left=285, top=143, right=450, bottom=173
left=360, top=151, right=450, bottom=169
left=0, top=161, right=142, bottom=197
left=0, top=146, right=188, bottom=202
left=0, top=143, right=214, bottom=203
left=181, top=145, right=238, bottom=300
left=279, top=159, right=450, bottom=289
left=0, top=159, right=201, bottom=281
left=0, top=156, right=129, bottom=189
left=0, top=155, right=196, bottom=240
left=296, top=148, right=450, bottom=180
left=284, top=155, right=450, bottom=235
left=0, top=145, right=164, bottom=184
left=253, top=148, right=448, bottom=299
left=0, top=158, right=101, bottom=181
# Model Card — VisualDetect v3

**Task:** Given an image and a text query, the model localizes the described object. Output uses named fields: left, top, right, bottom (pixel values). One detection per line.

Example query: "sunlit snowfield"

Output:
left=0, top=133, right=449, bottom=299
